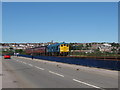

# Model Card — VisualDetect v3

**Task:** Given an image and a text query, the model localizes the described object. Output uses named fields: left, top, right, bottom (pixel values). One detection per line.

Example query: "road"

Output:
left=2, top=56, right=118, bottom=89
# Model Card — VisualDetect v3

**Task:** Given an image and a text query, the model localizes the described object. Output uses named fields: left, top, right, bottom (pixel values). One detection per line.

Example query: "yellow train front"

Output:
left=59, top=43, right=69, bottom=56
left=47, top=43, right=69, bottom=56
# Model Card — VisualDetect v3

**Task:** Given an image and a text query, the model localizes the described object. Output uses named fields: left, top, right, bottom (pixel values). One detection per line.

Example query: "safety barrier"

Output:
left=18, top=54, right=120, bottom=71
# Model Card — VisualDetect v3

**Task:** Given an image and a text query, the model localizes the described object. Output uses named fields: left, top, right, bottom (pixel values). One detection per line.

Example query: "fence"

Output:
left=18, top=54, right=120, bottom=71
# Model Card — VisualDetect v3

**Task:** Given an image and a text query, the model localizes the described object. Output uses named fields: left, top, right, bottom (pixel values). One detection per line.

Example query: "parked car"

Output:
left=4, top=55, right=11, bottom=59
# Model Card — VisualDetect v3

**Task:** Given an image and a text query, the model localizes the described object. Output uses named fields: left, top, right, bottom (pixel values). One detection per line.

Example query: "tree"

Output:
left=15, top=49, right=24, bottom=54
left=111, top=42, right=120, bottom=47
left=111, top=48, right=117, bottom=54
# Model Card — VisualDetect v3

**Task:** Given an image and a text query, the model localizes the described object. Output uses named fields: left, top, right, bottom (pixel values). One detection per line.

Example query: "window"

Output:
left=61, top=45, right=63, bottom=47
left=56, top=46, right=58, bottom=50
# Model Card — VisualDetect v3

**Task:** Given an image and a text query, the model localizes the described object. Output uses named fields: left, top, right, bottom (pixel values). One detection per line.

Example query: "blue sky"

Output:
left=2, top=2, right=118, bottom=43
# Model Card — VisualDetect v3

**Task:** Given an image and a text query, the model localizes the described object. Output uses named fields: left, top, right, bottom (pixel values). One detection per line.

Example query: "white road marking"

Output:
left=73, top=79, right=101, bottom=89
left=49, top=71, right=64, bottom=77
left=28, top=64, right=33, bottom=67
left=23, top=62, right=27, bottom=64
left=35, top=66, right=44, bottom=70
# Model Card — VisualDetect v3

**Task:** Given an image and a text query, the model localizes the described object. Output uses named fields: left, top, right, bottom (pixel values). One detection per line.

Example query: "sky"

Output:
left=2, top=2, right=118, bottom=43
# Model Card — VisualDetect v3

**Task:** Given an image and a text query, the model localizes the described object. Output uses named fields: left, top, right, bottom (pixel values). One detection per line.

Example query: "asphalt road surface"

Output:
left=2, top=56, right=118, bottom=89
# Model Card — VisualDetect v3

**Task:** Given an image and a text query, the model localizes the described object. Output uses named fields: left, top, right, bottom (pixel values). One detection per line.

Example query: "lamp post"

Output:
left=31, top=46, right=34, bottom=59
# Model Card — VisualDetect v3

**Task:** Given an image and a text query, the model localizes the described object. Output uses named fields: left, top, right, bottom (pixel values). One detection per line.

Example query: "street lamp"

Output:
left=31, top=46, right=34, bottom=59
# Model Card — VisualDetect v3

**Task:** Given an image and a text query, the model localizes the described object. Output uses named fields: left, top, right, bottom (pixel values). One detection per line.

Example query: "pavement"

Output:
left=2, top=56, right=118, bottom=89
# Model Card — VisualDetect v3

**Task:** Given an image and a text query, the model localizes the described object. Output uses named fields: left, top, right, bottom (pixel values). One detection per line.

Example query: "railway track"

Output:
left=56, top=56, right=120, bottom=61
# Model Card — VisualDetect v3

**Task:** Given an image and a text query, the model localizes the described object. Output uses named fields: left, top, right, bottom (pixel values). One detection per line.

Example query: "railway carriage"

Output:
left=25, top=46, right=47, bottom=56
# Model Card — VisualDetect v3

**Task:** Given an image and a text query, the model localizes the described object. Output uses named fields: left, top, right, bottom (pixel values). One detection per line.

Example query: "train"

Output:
left=25, top=43, right=69, bottom=56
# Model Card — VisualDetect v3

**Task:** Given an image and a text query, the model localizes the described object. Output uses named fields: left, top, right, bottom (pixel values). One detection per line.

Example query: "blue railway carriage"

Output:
left=47, top=43, right=69, bottom=56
